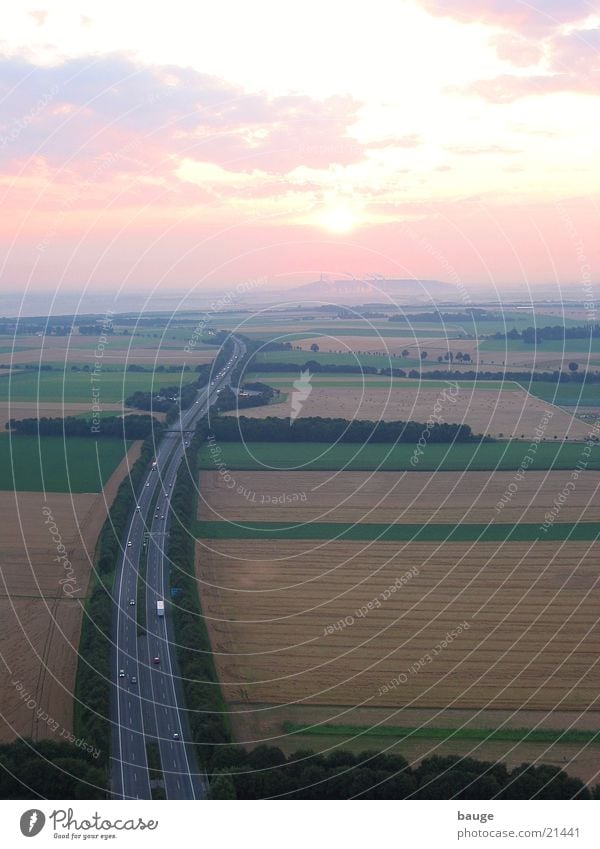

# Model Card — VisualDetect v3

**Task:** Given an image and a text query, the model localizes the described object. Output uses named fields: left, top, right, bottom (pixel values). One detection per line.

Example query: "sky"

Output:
left=0, top=0, right=598, bottom=299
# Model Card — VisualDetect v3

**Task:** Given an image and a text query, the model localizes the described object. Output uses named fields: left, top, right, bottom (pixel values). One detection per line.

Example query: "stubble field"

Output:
left=0, top=442, right=141, bottom=744
left=226, top=384, right=589, bottom=439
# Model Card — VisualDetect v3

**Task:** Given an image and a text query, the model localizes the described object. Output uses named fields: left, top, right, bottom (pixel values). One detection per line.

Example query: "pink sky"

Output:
left=0, top=1, right=598, bottom=296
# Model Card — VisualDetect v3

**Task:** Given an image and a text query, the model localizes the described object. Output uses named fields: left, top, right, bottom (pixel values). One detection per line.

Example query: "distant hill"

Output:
left=287, top=277, right=458, bottom=305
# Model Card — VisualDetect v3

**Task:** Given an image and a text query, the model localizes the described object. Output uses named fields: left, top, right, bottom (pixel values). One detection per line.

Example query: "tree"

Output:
left=401, top=349, right=410, bottom=358
left=209, top=770, right=237, bottom=799
left=310, top=343, right=320, bottom=353
left=568, top=361, right=579, bottom=372
left=437, top=355, right=443, bottom=363
left=420, top=351, right=428, bottom=361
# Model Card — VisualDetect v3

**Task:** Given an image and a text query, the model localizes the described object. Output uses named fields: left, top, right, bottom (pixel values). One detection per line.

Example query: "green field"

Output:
left=283, top=722, right=600, bottom=746
left=198, top=439, right=598, bottom=472
left=0, top=369, right=197, bottom=403
left=253, top=350, right=427, bottom=369
left=195, top=519, right=599, bottom=543
left=520, top=381, right=599, bottom=407
left=244, top=326, right=459, bottom=342
left=0, top=433, right=132, bottom=492
left=480, top=337, right=600, bottom=353
left=251, top=374, right=520, bottom=391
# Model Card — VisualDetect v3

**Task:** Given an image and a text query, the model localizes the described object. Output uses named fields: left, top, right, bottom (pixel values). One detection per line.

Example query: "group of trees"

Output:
left=389, top=309, right=499, bottom=324
left=207, top=745, right=593, bottom=800
left=492, top=324, right=600, bottom=344
left=0, top=740, right=106, bottom=799
left=6, top=414, right=160, bottom=440
left=436, top=351, right=472, bottom=363
left=210, top=415, right=476, bottom=444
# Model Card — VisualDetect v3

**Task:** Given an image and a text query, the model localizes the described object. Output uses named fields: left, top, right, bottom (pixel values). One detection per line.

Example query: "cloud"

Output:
left=0, top=53, right=364, bottom=175
left=445, top=143, right=521, bottom=155
left=491, top=33, right=544, bottom=67
left=418, top=1, right=593, bottom=35
left=28, top=10, right=48, bottom=28
left=364, top=134, right=423, bottom=150
left=459, top=26, right=600, bottom=101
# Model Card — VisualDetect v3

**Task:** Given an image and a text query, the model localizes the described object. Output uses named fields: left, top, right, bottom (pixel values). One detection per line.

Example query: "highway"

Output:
left=110, top=336, right=244, bottom=799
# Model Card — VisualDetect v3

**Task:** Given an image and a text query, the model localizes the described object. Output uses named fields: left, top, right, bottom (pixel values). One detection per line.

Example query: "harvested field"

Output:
left=297, top=335, right=480, bottom=358
left=0, top=441, right=141, bottom=743
left=226, top=384, right=589, bottom=439
left=196, top=538, right=600, bottom=714
left=198, top=470, right=600, bottom=526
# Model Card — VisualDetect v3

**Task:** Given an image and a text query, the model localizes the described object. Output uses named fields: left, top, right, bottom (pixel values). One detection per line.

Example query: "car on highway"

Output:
left=136, top=505, right=141, bottom=510
left=127, top=540, right=133, bottom=547
left=131, top=676, right=137, bottom=684
left=146, top=482, right=150, bottom=487
left=129, top=598, right=135, bottom=606
left=153, top=655, right=160, bottom=664
left=173, top=732, right=180, bottom=740
left=119, top=669, right=125, bottom=678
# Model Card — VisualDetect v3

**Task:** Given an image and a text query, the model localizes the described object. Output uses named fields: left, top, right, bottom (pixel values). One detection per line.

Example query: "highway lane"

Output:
left=111, top=337, right=244, bottom=799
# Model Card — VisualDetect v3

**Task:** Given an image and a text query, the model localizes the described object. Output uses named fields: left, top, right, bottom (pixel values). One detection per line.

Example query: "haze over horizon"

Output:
left=0, top=0, right=598, bottom=299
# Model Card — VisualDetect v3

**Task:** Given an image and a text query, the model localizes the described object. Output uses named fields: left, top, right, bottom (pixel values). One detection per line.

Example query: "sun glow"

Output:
left=316, top=204, right=361, bottom=234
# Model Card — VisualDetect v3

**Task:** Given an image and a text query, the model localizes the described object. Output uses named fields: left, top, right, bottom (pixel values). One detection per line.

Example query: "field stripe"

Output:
left=195, top=519, right=600, bottom=543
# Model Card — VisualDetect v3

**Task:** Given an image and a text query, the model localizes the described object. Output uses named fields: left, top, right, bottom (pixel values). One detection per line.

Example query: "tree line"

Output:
left=208, top=744, right=594, bottom=800
left=389, top=309, right=498, bottom=324
left=0, top=740, right=106, bottom=799
left=492, top=324, right=600, bottom=343
left=6, top=414, right=160, bottom=440
left=210, top=415, right=476, bottom=443
left=250, top=360, right=600, bottom=384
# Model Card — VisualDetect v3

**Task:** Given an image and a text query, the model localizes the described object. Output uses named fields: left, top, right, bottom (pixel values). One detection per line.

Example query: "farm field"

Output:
left=195, top=519, right=599, bottom=543
left=520, top=381, right=600, bottom=407
left=0, top=368, right=197, bottom=403
left=251, top=375, right=521, bottom=391
left=196, top=537, right=599, bottom=714
left=0, top=401, right=126, bottom=430
left=226, top=384, right=589, bottom=440
left=198, top=440, right=600, bottom=472
left=481, top=338, right=600, bottom=354
left=0, top=433, right=134, bottom=492
left=0, top=333, right=215, bottom=367
left=227, top=703, right=600, bottom=785
left=0, top=442, right=141, bottom=744
left=198, top=470, right=600, bottom=526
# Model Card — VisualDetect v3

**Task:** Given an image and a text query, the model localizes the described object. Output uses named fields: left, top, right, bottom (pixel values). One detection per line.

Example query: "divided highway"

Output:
left=111, top=337, right=245, bottom=799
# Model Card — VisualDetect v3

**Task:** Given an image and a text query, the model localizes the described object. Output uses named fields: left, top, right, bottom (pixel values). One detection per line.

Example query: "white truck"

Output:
left=156, top=600, right=165, bottom=617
